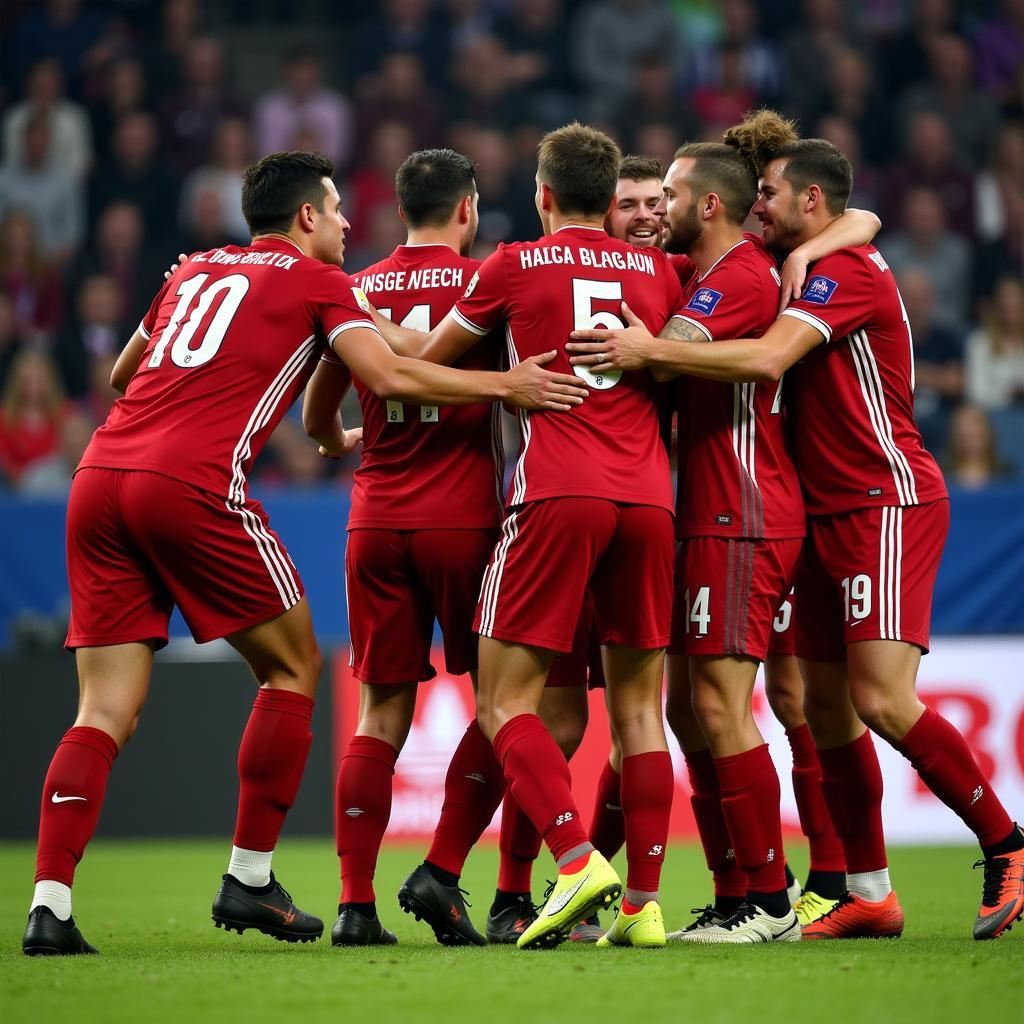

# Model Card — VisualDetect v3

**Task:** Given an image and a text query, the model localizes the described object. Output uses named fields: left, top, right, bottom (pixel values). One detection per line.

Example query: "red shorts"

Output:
left=346, top=528, right=496, bottom=684
left=669, top=536, right=803, bottom=660
left=474, top=498, right=674, bottom=652
left=547, top=590, right=607, bottom=688
left=66, top=467, right=303, bottom=649
left=793, top=500, right=949, bottom=661
left=767, top=584, right=797, bottom=657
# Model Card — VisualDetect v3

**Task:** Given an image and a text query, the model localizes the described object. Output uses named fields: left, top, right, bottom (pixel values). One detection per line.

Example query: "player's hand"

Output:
left=503, top=351, right=589, bottom=411
left=778, top=250, right=810, bottom=312
left=566, top=301, right=653, bottom=373
left=318, top=427, right=363, bottom=459
left=163, top=253, right=188, bottom=281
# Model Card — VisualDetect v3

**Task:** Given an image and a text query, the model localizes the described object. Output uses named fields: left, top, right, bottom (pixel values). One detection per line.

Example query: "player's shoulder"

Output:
left=801, top=245, right=880, bottom=305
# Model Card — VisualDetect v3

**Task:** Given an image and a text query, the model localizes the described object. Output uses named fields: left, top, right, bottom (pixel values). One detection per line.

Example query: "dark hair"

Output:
left=537, top=122, right=621, bottom=218
left=772, top=139, right=853, bottom=215
left=395, top=148, right=477, bottom=229
left=241, top=150, right=334, bottom=235
left=672, top=142, right=756, bottom=225
left=619, top=154, right=665, bottom=182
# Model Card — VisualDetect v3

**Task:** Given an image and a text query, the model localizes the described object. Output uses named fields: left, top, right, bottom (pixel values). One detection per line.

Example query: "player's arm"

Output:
left=567, top=302, right=824, bottom=383
left=109, top=327, right=149, bottom=394
left=301, top=358, right=363, bottom=459
left=778, top=209, right=880, bottom=311
left=332, top=325, right=588, bottom=411
left=371, top=306, right=481, bottom=365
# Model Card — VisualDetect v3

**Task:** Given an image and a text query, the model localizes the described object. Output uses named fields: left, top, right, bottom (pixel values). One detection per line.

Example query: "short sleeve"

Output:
left=668, top=262, right=769, bottom=343
left=780, top=250, right=875, bottom=344
left=451, top=247, right=509, bottom=335
left=306, top=263, right=383, bottom=347
left=139, top=276, right=173, bottom=339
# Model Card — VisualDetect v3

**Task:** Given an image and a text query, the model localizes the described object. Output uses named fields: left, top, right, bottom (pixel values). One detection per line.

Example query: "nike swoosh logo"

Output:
left=546, top=871, right=592, bottom=916
left=258, top=903, right=296, bottom=925
left=51, top=793, right=87, bottom=803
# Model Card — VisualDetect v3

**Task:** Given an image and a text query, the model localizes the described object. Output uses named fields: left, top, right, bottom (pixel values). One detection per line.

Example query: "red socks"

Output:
left=336, top=734, right=399, bottom=903
left=715, top=744, right=787, bottom=894
left=35, top=726, right=119, bottom=885
left=817, top=730, right=887, bottom=873
left=589, top=760, right=625, bottom=860
left=621, top=751, right=673, bottom=894
left=492, top=714, right=588, bottom=864
left=233, top=688, right=314, bottom=851
left=427, top=720, right=506, bottom=877
left=685, top=749, right=747, bottom=899
left=497, top=791, right=542, bottom=892
left=787, top=725, right=846, bottom=873
left=894, top=706, right=1015, bottom=848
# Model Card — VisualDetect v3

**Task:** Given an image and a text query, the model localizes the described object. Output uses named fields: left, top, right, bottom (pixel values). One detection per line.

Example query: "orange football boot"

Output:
left=800, top=890, right=904, bottom=940
left=973, top=845, right=1024, bottom=940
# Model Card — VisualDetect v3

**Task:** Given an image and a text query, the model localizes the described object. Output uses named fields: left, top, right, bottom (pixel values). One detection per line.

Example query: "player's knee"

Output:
left=548, top=712, right=586, bottom=759
left=664, top=688, right=694, bottom=737
left=690, top=683, right=734, bottom=740
left=766, top=687, right=802, bottom=729
left=848, top=687, right=906, bottom=743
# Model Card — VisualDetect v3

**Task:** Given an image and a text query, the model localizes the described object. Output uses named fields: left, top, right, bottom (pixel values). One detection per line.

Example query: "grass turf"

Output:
left=1, top=839, right=1021, bottom=1024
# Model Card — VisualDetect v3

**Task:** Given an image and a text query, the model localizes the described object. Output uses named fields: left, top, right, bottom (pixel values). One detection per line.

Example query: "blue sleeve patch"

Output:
left=685, top=287, right=724, bottom=316
left=802, top=275, right=838, bottom=304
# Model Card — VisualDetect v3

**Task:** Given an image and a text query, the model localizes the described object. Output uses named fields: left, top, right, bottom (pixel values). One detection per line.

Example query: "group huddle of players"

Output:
left=21, top=110, right=1024, bottom=958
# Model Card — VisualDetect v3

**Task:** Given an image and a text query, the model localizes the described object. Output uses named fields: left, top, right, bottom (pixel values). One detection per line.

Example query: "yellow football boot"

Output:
left=596, top=901, right=666, bottom=949
left=793, top=890, right=840, bottom=927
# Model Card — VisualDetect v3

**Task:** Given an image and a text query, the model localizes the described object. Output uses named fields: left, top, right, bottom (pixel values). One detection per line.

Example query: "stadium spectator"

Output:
left=630, top=123, right=680, bottom=179
left=964, top=277, right=1024, bottom=410
left=179, top=116, right=252, bottom=244
left=0, top=349, right=67, bottom=487
left=0, top=209, right=65, bottom=344
left=975, top=122, right=1024, bottom=244
left=973, top=183, right=1024, bottom=301
left=689, top=43, right=758, bottom=130
left=54, top=274, right=122, bottom=400
left=146, top=0, right=205, bottom=94
left=348, top=0, right=451, bottom=88
left=572, top=0, right=683, bottom=115
left=354, top=53, right=442, bottom=153
left=252, top=47, right=354, bottom=168
left=611, top=51, right=697, bottom=153
left=446, top=34, right=536, bottom=128
left=944, top=404, right=1015, bottom=489
left=159, top=36, right=246, bottom=174
left=781, top=0, right=862, bottom=112
left=9, top=0, right=112, bottom=99
left=879, top=0, right=960, bottom=96
left=344, top=203, right=406, bottom=274
left=462, top=126, right=538, bottom=244
left=89, top=112, right=179, bottom=238
left=899, top=268, right=964, bottom=451
left=2, top=58, right=92, bottom=181
left=0, top=110, right=84, bottom=262
left=17, top=406, right=93, bottom=498
left=897, top=34, right=1000, bottom=170
left=880, top=187, right=971, bottom=330
left=688, top=0, right=784, bottom=106
left=0, top=293, right=27, bottom=393
left=974, top=0, right=1024, bottom=107
left=884, top=111, right=975, bottom=237
left=86, top=56, right=151, bottom=162
left=345, top=121, right=413, bottom=248
left=815, top=114, right=881, bottom=214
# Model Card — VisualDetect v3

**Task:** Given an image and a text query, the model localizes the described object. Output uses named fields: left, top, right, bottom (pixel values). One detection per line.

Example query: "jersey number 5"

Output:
left=148, top=273, right=250, bottom=369
left=571, top=279, right=624, bottom=390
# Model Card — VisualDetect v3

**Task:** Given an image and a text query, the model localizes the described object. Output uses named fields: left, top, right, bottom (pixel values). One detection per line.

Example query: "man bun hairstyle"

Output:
left=619, top=153, right=665, bottom=182
left=241, top=150, right=334, bottom=236
left=771, top=139, right=854, bottom=216
left=537, top=122, right=621, bottom=218
left=395, top=148, right=477, bottom=229
left=722, top=108, right=799, bottom=179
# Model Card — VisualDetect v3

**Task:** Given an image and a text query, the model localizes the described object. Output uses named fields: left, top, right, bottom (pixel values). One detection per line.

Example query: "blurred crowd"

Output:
left=0, top=0, right=1022, bottom=497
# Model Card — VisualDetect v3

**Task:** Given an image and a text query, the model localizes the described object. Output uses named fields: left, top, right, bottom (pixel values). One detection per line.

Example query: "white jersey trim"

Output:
left=138, top=320, right=151, bottom=340
left=849, top=329, right=918, bottom=505
left=669, top=313, right=713, bottom=343
left=451, top=306, right=490, bottom=336
left=504, top=323, right=531, bottom=505
left=477, top=510, right=520, bottom=637
left=327, top=319, right=380, bottom=344
left=698, top=238, right=750, bottom=281
left=781, top=307, right=832, bottom=342
left=878, top=506, right=903, bottom=641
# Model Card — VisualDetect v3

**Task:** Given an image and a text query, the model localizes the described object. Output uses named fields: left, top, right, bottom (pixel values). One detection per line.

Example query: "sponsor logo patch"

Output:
left=715, top=514, right=732, bottom=526
left=685, top=287, right=723, bottom=316
left=802, top=275, right=838, bottom=304
left=350, top=286, right=371, bottom=312
left=462, top=271, right=479, bottom=299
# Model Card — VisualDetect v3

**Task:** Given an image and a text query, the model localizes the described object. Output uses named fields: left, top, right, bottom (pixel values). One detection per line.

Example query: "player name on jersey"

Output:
left=517, top=244, right=656, bottom=275
left=355, top=267, right=466, bottom=293
left=193, top=249, right=299, bottom=269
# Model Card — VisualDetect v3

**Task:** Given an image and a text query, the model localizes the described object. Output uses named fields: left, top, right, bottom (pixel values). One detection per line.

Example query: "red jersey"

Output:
left=781, top=245, right=948, bottom=515
left=452, top=224, right=683, bottom=513
left=80, top=238, right=378, bottom=502
left=337, top=244, right=503, bottom=530
left=671, top=238, right=805, bottom=539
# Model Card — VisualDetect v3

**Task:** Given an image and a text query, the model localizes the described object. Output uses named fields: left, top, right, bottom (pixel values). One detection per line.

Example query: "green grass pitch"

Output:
left=1, top=839, right=1021, bottom=1024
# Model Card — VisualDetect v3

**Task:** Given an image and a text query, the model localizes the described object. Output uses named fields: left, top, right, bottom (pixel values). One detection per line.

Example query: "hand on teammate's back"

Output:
left=502, top=350, right=589, bottom=412
left=164, top=253, right=189, bottom=281
left=318, top=427, right=363, bottom=460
